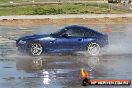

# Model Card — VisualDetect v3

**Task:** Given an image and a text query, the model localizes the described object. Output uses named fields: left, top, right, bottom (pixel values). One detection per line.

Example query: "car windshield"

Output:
left=51, top=28, right=65, bottom=36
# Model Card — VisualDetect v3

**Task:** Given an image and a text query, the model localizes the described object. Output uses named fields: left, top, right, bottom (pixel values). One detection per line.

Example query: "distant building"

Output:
left=108, top=0, right=121, bottom=3
left=108, top=0, right=132, bottom=3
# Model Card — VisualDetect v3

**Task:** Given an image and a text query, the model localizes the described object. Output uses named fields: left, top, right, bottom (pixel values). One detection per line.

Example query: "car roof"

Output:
left=65, top=25, right=99, bottom=33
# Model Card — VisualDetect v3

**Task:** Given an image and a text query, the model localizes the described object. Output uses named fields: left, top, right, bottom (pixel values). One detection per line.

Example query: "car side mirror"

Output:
left=61, top=34, right=68, bottom=38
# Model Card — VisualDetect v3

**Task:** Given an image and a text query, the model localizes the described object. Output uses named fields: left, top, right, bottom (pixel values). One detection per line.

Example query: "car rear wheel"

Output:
left=29, top=42, right=43, bottom=56
left=87, top=42, right=100, bottom=56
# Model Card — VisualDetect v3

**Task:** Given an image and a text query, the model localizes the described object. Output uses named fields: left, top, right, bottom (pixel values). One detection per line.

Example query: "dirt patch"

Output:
left=0, top=17, right=131, bottom=26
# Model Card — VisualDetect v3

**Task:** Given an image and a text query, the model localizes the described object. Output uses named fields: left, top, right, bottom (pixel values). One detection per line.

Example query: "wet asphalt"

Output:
left=0, top=24, right=132, bottom=88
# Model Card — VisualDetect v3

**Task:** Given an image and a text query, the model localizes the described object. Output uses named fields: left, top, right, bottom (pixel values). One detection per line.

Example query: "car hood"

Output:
left=18, top=34, right=51, bottom=41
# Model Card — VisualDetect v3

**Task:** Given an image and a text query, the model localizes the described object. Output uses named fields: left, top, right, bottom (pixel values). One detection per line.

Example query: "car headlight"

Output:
left=19, top=40, right=26, bottom=44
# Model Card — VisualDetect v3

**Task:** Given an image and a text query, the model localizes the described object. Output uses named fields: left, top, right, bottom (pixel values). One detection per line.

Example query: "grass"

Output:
left=0, top=3, right=131, bottom=16
left=0, top=0, right=104, bottom=4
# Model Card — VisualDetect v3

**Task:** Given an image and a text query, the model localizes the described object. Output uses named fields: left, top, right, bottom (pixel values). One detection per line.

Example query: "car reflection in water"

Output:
left=16, top=55, right=100, bottom=86
left=16, top=57, right=51, bottom=85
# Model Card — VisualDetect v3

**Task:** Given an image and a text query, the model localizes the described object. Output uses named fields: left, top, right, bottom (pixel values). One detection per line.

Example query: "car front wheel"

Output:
left=87, top=42, right=100, bottom=56
left=29, top=42, right=43, bottom=56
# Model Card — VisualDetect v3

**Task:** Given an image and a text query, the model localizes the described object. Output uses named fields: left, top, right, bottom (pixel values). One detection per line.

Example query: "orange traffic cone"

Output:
left=105, top=24, right=110, bottom=32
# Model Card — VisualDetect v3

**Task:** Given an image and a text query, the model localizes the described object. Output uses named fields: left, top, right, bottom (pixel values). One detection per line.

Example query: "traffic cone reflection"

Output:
left=105, top=24, right=110, bottom=32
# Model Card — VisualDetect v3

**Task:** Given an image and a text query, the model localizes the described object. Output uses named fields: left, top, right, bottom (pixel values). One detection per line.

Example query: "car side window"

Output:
left=84, top=31, right=93, bottom=37
left=65, top=29, right=84, bottom=37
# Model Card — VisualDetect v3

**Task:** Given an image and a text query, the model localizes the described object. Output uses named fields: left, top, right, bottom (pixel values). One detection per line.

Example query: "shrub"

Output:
left=32, top=8, right=64, bottom=15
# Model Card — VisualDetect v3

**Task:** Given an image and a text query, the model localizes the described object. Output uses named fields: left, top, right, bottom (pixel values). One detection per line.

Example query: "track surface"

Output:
left=0, top=14, right=132, bottom=20
left=0, top=24, right=132, bottom=88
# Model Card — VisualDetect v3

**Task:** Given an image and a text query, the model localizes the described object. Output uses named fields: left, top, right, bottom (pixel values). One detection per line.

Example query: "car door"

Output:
left=52, top=27, right=85, bottom=52
left=47, top=27, right=85, bottom=52
left=63, top=28, right=85, bottom=51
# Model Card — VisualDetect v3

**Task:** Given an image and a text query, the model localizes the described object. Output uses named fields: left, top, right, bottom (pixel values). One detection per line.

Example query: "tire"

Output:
left=87, top=42, right=100, bottom=56
left=28, top=42, right=43, bottom=56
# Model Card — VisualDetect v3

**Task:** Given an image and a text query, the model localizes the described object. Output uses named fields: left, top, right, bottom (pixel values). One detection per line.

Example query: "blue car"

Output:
left=16, top=25, right=108, bottom=56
